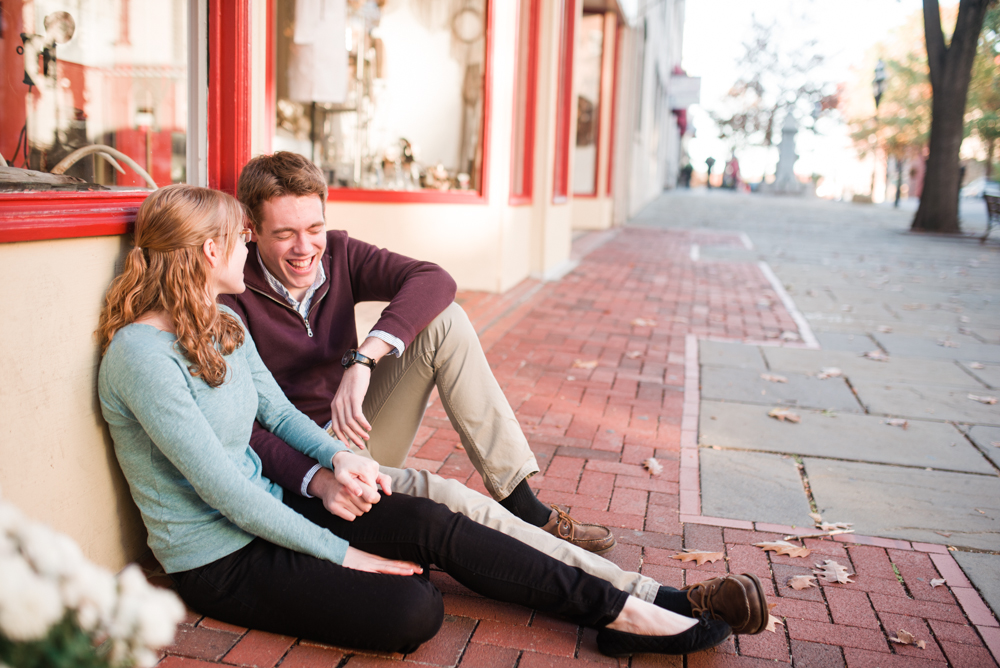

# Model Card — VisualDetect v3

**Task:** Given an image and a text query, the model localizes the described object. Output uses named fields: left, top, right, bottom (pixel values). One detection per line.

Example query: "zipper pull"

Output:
left=304, top=319, right=313, bottom=338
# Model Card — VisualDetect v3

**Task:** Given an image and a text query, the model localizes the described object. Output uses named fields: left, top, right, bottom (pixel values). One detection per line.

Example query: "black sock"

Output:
left=654, top=586, right=693, bottom=616
left=498, top=479, right=552, bottom=527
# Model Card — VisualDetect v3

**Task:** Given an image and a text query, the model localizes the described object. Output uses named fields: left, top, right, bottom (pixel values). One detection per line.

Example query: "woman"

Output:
left=97, top=184, right=732, bottom=657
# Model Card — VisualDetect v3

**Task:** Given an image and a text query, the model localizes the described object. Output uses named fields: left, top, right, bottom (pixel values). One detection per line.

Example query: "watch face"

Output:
left=342, top=350, right=354, bottom=366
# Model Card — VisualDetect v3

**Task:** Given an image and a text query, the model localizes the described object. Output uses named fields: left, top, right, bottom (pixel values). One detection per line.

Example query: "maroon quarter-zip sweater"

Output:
left=219, top=230, right=457, bottom=492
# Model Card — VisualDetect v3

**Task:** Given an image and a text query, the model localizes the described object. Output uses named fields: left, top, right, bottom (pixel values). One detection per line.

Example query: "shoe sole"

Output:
left=741, top=572, right=769, bottom=635
left=598, top=622, right=732, bottom=657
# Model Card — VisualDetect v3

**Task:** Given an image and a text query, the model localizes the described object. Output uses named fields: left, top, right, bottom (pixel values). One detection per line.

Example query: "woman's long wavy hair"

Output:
left=97, top=184, right=247, bottom=388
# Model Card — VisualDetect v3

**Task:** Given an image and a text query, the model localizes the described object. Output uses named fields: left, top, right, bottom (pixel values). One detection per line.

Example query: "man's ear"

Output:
left=203, top=237, right=221, bottom=269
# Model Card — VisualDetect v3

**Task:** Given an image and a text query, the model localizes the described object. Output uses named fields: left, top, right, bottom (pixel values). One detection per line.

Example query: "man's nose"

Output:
left=292, top=233, right=312, bottom=254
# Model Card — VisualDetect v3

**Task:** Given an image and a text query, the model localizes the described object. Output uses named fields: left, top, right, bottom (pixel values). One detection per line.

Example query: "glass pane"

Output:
left=274, top=0, right=487, bottom=193
left=572, top=13, right=603, bottom=196
left=1, top=0, right=188, bottom=192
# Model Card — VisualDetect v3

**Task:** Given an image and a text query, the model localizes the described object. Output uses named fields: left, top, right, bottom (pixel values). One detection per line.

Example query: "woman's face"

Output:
left=213, top=228, right=251, bottom=296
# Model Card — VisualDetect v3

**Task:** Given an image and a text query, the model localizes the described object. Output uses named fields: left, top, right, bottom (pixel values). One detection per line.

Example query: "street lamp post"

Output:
left=870, top=60, right=887, bottom=198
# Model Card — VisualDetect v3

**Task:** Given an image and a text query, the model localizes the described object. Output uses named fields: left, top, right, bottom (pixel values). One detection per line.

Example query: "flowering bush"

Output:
left=0, top=491, right=185, bottom=668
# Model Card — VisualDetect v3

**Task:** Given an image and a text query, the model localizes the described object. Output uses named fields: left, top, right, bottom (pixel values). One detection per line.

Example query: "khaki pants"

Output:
left=353, top=302, right=660, bottom=602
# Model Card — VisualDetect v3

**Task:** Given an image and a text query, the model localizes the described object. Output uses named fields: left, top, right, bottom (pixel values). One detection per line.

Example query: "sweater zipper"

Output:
left=247, top=285, right=316, bottom=338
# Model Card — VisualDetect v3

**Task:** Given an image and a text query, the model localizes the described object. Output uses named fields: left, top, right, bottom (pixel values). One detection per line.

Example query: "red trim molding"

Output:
left=606, top=19, right=621, bottom=196
left=264, top=0, right=276, bottom=155
left=552, top=0, right=576, bottom=204
left=0, top=192, right=144, bottom=243
left=509, top=0, right=539, bottom=206
left=208, top=0, right=252, bottom=194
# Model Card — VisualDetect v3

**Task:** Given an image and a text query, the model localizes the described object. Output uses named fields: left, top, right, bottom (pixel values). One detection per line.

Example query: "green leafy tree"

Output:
left=968, top=5, right=1000, bottom=178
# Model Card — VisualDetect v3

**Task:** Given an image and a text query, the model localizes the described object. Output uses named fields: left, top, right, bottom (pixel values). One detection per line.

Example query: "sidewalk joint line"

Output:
left=758, top=260, right=820, bottom=348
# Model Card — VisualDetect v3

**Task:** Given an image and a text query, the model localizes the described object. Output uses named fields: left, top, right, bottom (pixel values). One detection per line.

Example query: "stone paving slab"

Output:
left=850, top=380, right=1000, bottom=426
left=700, top=366, right=863, bottom=413
left=699, top=448, right=815, bottom=527
left=953, top=551, right=1000, bottom=624
left=967, top=425, right=1000, bottom=469
left=698, top=339, right=768, bottom=370
left=804, top=458, right=1000, bottom=550
left=760, top=346, right=982, bottom=386
left=698, top=400, right=995, bottom=473
left=871, top=332, right=1000, bottom=363
left=814, top=331, right=878, bottom=353
left=963, top=361, right=1000, bottom=389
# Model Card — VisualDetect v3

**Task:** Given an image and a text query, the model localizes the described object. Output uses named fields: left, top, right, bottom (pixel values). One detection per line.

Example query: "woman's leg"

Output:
left=171, top=537, right=443, bottom=654
left=285, top=492, right=630, bottom=628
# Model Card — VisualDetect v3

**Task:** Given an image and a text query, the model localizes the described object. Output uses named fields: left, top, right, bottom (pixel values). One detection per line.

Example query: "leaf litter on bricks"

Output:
left=630, top=317, right=657, bottom=327
left=642, top=458, right=663, bottom=476
left=883, top=418, right=909, bottom=429
left=572, top=359, right=598, bottom=369
left=755, top=540, right=810, bottom=558
left=813, top=559, right=854, bottom=584
left=780, top=331, right=801, bottom=341
left=624, top=350, right=643, bottom=359
left=760, top=373, right=788, bottom=383
left=889, top=630, right=926, bottom=649
left=816, top=367, right=842, bottom=379
left=768, top=408, right=800, bottom=423
left=862, top=349, right=889, bottom=362
left=930, top=578, right=946, bottom=588
left=788, top=575, right=818, bottom=590
left=670, top=550, right=725, bottom=565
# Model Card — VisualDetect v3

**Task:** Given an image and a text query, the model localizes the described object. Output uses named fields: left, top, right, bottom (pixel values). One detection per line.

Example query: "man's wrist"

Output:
left=307, top=466, right=337, bottom=497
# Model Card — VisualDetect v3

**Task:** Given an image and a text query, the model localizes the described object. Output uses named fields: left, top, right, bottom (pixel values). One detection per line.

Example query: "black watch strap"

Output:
left=341, top=349, right=377, bottom=370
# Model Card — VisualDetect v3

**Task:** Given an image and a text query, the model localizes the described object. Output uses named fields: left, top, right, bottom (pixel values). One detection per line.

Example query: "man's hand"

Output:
left=329, top=337, right=394, bottom=449
left=342, top=547, right=422, bottom=575
left=331, top=450, right=392, bottom=504
left=307, top=467, right=376, bottom=521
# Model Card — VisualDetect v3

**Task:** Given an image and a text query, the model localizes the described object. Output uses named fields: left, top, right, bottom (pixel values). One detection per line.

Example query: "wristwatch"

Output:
left=341, top=349, right=377, bottom=371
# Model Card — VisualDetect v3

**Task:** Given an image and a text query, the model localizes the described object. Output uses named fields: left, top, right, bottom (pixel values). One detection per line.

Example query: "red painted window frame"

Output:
left=0, top=0, right=252, bottom=243
left=265, top=0, right=494, bottom=205
left=508, top=0, right=539, bottom=207
left=551, top=0, right=576, bottom=205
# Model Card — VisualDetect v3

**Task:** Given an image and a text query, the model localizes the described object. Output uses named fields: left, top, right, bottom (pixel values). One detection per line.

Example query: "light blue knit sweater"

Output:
left=98, top=307, right=348, bottom=573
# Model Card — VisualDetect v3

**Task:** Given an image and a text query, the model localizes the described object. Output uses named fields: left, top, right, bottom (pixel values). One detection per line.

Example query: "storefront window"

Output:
left=572, top=13, right=603, bottom=196
left=509, top=0, right=536, bottom=204
left=1, top=0, right=189, bottom=192
left=273, top=0, right=488, bottom=194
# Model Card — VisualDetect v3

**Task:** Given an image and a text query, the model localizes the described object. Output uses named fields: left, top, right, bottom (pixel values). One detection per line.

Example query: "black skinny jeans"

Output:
left=171, top=493, right=629, bottom=653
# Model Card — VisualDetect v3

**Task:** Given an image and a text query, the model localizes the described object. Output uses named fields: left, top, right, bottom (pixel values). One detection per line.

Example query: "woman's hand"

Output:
left=331, top=450, right=392, bottom=501
left=342, top=547, right=423, bottom=575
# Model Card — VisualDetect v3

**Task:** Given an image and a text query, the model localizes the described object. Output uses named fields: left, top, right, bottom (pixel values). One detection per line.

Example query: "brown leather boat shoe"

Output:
left=541, top=505, right=616, bottom=554
left=682, top=573, right=769, bottom=635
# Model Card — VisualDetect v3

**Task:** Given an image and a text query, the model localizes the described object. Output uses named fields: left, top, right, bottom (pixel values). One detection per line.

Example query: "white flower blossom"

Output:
left=19, top=523, right=84, bottom=579
left=0, top=555, right=65, bottom=641
left=62, top=561, right=118, bottom=631
left=134, top=586, right=185, bottom=647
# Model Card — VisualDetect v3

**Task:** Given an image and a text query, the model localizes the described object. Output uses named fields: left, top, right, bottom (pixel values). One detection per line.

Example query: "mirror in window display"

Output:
left=274, top=0, right=486, bottom=193
left=0, top=0, right=188, bottom=192
left=572, top=13, right=603, bottom=196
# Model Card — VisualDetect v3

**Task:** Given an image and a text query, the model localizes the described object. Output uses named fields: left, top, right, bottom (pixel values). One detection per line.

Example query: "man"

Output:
left=220, top=152, right=768, bottom=633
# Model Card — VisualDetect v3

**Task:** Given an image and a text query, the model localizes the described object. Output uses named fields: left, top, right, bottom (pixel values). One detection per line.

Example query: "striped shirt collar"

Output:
left=256, top=248, right=327, bottom=318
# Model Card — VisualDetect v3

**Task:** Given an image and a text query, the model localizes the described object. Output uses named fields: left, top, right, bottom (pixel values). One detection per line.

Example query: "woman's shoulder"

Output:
left=101, top=324, right=185, bottom=385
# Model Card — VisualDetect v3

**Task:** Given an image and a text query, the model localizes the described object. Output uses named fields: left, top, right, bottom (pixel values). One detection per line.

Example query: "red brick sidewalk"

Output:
left=155, top=227, right=999, bottom=668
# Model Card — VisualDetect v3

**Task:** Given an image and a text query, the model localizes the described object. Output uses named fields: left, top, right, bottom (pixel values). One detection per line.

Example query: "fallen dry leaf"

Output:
left=862, top=349, right=889, bottom=362
left=642, top=457, right=663, bottom=476
left=969, top=362, right=985, bottom=369
left=768, top=408, right=801, bottom=423
left=756, top=540, right=811, bottom=558
left=889, top=630, right=926, bottom=649
left=630, top=317, right=657, bottom=327
left=877, top=325, right=894, bottom=333
left=968, top=394, right=998, bottom=405
left=760, top=373, right=788, bottom=383
left=780, top=331, right=801, bottom=341
left=937, top=339, right=959, bottom=348
left=671, top=550, right=725, bottom=566
left=902, top=303, right=928, bottom=310
left=816, top=367, right=842, bottom=380
left=813, top=559, right=854, bottom=584
left=819, top=522, right=853, bottom=531
left=788, top=575, right=818, bottom=590
left=991, top=441, right=1000, bottom=448
left=930, top=578, right=946, bottom=588
left=572, top=359, right=598, bottom=369
left=764, top=616, right=783, bottom=633
left=809, top=512, right=823, bottom=523
left=624, top=350, right=643, bottom=359
left=884, top=418, right=909, bottom=429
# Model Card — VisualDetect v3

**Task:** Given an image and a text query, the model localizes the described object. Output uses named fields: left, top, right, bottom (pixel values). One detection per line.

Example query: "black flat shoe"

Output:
left=596, top=615, right=732, bottom=657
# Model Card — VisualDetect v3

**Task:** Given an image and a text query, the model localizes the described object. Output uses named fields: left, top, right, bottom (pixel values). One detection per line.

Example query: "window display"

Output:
left=572, top=13, right=603, bottom=196
left=1, top=0, right=189, bottom=191
left=273, top=0, right=488, bottom=193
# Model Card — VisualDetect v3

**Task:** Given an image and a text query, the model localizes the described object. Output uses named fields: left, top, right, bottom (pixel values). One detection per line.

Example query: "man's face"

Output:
left=254, top=194, right=327, bottom=300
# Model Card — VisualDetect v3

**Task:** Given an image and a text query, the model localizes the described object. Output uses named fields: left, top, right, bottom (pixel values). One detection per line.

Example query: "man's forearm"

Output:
left=251, top=423, right=324, bottom=496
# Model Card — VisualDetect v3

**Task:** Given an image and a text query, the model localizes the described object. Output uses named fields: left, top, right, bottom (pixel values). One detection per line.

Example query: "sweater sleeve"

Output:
left=342, top=233, right=457, bottom=347
left=104, top=338, right=350, bottom=565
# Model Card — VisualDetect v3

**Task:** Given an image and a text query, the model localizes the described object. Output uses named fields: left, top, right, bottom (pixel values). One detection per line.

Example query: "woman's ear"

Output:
left=203, top=237, right=221, bottom=269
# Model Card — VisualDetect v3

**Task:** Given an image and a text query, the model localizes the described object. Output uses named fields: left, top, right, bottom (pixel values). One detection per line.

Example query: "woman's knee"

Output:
left=380, top=579, right=444, bottom=652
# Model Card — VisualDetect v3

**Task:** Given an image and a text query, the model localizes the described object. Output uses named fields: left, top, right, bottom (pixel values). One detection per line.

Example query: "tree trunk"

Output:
left=912, top=0, right=993, bottom=233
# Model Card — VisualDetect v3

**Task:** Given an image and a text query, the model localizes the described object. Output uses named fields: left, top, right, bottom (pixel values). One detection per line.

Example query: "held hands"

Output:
left=307, top=467, right=378, bottom=521
left=342, top=546, right=423, bottom=575
left=328, top=450, right=392, bottom=521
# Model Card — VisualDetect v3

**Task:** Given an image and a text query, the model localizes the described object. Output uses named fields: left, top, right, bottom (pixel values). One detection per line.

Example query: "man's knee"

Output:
left=422, top=302, right=476, bottom=344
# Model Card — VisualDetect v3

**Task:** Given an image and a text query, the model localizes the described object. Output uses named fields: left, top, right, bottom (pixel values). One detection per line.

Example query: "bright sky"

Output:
left=682, top=0, right=928, bottom=194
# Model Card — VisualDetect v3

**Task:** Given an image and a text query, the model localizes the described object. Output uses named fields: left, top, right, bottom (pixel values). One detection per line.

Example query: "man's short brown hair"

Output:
left=237, top=152, right=328, bottom=231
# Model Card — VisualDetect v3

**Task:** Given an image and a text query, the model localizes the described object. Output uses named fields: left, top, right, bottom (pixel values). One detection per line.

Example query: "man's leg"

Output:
left=361, top=302, right=614, bottom=550
left=382, top=466, right=661, bottom=603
